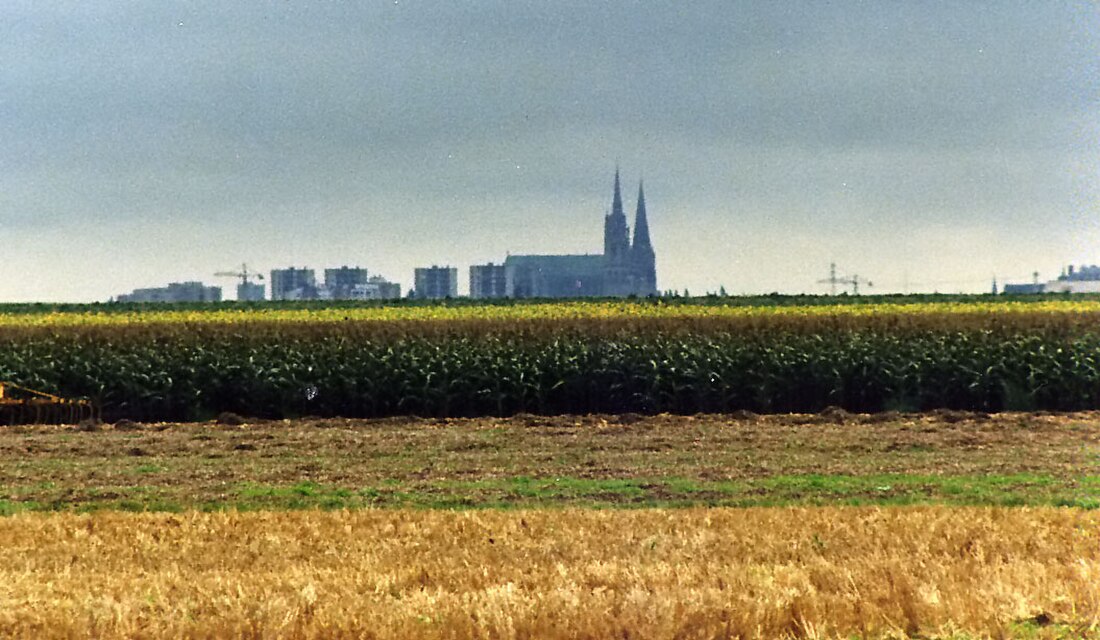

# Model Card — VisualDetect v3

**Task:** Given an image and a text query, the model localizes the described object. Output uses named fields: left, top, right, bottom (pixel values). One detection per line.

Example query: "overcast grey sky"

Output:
left=2, top=1, right=1097, bottom=301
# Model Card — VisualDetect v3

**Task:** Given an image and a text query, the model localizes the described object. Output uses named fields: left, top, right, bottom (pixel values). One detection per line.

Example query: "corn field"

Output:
left=3, top=300, right=1100, bottom=420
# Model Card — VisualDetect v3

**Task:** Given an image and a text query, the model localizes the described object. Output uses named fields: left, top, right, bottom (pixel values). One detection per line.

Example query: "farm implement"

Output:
left=0, top=382, right=96, bottom=425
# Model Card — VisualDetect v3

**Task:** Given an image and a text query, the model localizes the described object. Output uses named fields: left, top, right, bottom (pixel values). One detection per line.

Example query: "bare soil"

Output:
left=0, top=412, right=1096, bottom=510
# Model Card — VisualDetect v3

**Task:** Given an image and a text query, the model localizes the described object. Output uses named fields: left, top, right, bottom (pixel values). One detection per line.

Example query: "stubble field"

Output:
left=0, top=413, right=1097, bottom=638
left=1, top=507, right=1097, bottom=639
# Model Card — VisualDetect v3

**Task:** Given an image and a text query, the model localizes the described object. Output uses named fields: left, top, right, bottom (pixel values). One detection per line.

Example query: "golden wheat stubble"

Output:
left=0, top=506, right=1096, bottom=639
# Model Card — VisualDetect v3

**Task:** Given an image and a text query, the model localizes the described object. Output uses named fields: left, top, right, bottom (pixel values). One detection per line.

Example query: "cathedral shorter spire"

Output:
left=604, top=169, right=630, bottom=260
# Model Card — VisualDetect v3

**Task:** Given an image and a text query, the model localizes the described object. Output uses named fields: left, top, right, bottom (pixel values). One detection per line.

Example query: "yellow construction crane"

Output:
left=0, top=382, right=96, bottom=425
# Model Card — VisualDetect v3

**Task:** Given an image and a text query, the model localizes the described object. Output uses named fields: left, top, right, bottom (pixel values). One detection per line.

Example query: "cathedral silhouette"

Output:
left=500, top=170, right=657, bottom=298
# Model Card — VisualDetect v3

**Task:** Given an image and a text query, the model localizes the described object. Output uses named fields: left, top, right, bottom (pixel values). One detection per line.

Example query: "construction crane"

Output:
left=214, top=263, right=265, bottom=287
left=818, top=262, right=874, bottom=295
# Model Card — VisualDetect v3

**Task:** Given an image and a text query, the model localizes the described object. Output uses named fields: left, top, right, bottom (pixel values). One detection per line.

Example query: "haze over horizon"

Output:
left=3, top=2, right=1097, bottom=302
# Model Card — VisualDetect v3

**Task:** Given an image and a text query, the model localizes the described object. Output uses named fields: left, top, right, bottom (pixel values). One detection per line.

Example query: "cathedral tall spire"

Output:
left=632, top=181, right=651, bottom=251
left=611, top=168, right=624, bottom=218
left=631, top=180, right=657, bottom=296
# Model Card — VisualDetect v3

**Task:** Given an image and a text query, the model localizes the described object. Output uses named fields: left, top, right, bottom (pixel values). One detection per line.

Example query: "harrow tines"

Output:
left=0, top=382, right=96, bottom=426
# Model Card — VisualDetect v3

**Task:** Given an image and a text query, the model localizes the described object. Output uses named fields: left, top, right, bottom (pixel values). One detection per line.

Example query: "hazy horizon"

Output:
left=3, top=2, right=1097, bottom=301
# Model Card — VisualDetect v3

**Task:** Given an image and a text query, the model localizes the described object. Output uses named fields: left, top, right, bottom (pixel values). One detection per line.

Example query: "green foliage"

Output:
left=3, top=301, right=1100, bottom=420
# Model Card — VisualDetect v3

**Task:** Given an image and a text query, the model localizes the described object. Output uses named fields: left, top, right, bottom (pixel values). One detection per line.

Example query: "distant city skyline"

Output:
left=3, top=2, right=1097, bottom=302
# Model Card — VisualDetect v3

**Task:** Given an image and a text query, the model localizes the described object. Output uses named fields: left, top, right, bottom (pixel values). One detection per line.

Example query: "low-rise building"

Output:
left=1045, top=280, right=1100, bottom=293
left=270, top=267, right=317, bottom=301
left=414, top=266, right=458, bottom=299
left=117, top=281, right=222, bottom=303
left=503, top=254, right=604, bottom=298
left=1045, top=265, right=1100, bottom=293
left=1003, top=264, right=1100, bottom=295
left=1002, top=283, right=1045, bottom=295
left=1062, top=264, right=1100, bottom=281
left=324, top=266, right=370, bottom=298
left=236, top=282, right=266, bottom=302
left=470, top=263, right=508, bottom=299
left=347, top=276, right=402, bottom=300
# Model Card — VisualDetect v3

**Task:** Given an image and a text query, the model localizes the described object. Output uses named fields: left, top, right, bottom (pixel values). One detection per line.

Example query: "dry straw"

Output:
left=0, top=506, right=1096, bottom=638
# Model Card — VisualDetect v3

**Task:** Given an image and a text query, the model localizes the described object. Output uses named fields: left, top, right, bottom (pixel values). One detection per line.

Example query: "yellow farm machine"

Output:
left=0, top=382, right=97, bottom=425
